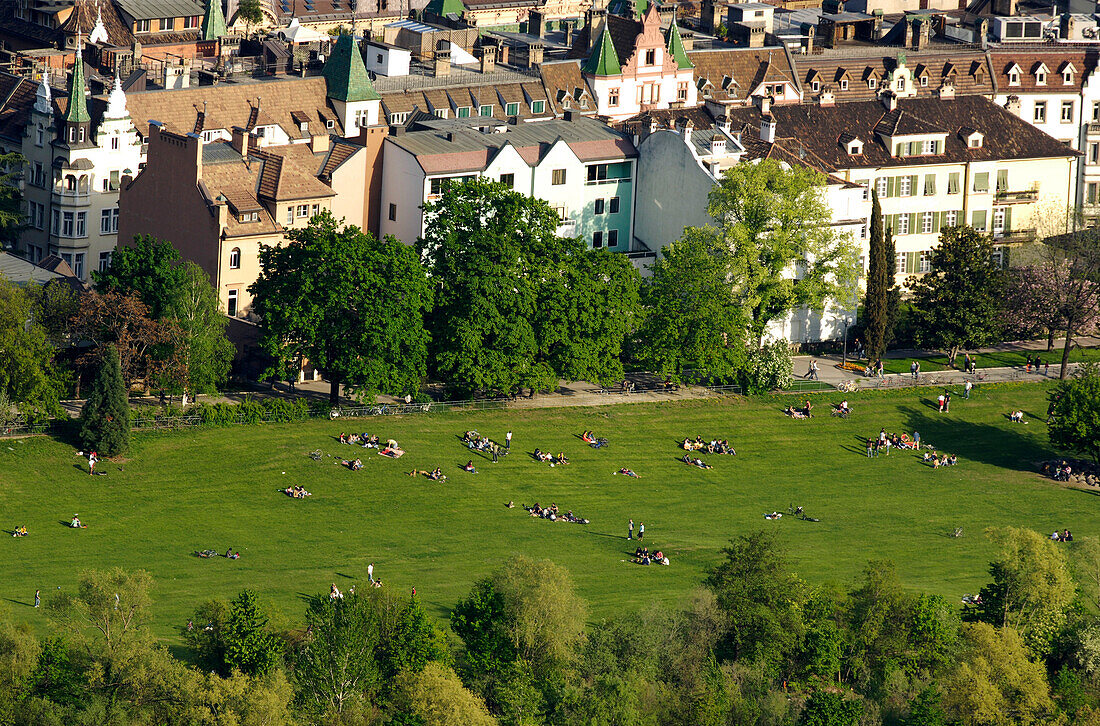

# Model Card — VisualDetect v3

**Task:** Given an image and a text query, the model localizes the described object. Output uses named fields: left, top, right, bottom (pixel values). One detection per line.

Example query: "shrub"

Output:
left=741, top=342, right=794, bottom=394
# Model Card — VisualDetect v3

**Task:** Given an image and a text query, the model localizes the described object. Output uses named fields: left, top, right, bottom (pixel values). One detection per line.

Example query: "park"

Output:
left=1, top=379, right=1084, bottom=639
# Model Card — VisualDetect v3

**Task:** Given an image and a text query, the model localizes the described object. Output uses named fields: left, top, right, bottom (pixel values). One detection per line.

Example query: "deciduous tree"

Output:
left=92, top=234, right=188, bottom=320
left=0, top=152, right=25, bottom=246
left=165, top=263, right=234, bottom=402
left=391, top=662, right=497, bottom=726
left=1048, top=362, right=1100, bottom=464
left=908, top=226, right=1007, bottom=367
left=250, top=213, right=431, bottom=405
left=70, top=291, right=176, bottom=390
left=0, top=277, right=63, bottom=417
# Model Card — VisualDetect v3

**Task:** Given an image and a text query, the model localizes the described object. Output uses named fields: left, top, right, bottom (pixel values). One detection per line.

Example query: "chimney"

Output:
left=526, top=41, right=544, bottom=68
left=529, top=9, right=546, bottom=38
left=760, top=114, right=776, bottom=143
left=649, top=116, right=659, bottom=134
left=938, top=82, right=956, bottom=99
left=586, top=8, right=607, bottom=54
left=1005, top=94, right=1021, bottom=115
left=819, top=88, right=835, bottom=106
left=681, top=118, right=694, bottom=144
left=710, top=134, right=726, bottom=155
left=230, top=126, right=249, bottom=157
left=802, top=24, right=815, bottom=54
left=755, top=93, right=772, bottom=114
left=680, top=30, right=695, bottom=51
left=564, top=20, right=575, bottom=47
left=716, top=115, right=731, bottom=134
left=434, top=40, right=451, bottom=77
left=564, top=109, right=576, bottom=121
left=480, top=43, right=497, bottom=73
left=311, top=132, right=330, bottom=154
left=446, top=131, right=454, bottom=141
left=882, top=90, right=897, bottom=111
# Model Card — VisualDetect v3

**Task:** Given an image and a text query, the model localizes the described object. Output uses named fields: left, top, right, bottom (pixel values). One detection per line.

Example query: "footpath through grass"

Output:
left=872, top=346, right=1100, bottom=376
left=0, top=382, right=1087, bottom=641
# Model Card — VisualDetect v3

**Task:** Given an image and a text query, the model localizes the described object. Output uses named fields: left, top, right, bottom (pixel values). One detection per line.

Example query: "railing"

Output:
left=51, top=190, right=90, bottom=206
left=995, top=189, right=1039, bottom=204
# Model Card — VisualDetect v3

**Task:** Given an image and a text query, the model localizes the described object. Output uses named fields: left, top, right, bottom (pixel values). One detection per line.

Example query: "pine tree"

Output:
left=863, top=191, right=888, bottom=359
left=79, top=346, right=130, bottom=456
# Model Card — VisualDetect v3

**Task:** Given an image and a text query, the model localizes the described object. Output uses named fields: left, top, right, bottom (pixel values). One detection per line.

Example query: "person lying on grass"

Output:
left=284, top=485, right=312, bottom=498
left=428, top=467, right=447, bottom=482
left=784, top=406, right=809, bottom=419
left=680, top=454, right=712, bottom=469
left=614, top=468, right=640, bottom=477
left=342, top=459, right=362, bottom=471
left=12, top=525, right=27, bottom=537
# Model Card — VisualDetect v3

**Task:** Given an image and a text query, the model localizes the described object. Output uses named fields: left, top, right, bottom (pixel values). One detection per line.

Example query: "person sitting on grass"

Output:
left=785, top=406, right=808, bottom=419
left=12, top=525, right=27, bottom=537
left=70, top=515, right=84, bottom=528
left=463, top=460, right=477, bottom=473
left=428, top=467, right=447, bottom=482
left=1010, top=410, right=1025, bottom=423
left=581, top=430, right=596, bottom=443
left=764, top=512, right=783, bottom=520
left=227, top=550, right=240, bottom=559
left=839, top=400, right=852, bottom=415
left=615, top=468, right=640, bottom=478
left=556, top=452, right=570, bottom=465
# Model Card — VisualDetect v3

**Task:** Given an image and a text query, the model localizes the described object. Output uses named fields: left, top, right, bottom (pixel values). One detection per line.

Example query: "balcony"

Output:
left=993, top=228, right=1036, bottom=243
left=994, top=189, right=1039, bottom=204
left=1087, top=123, right=1100, bottom=136
left=556, top=219, right=577, bottom=237
left=51, top=189, right=90, bottom=207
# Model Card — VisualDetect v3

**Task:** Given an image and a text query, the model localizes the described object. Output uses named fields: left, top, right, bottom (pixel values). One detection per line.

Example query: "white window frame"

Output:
left=922, top=211, right=933, bottom=234
left=227, top=289, right=239, bottom=317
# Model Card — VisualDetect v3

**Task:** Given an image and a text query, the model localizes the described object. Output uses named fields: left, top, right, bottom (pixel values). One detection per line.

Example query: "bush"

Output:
left=741, top=342, right=794, bottom=394
left=237, top=397, right=265, bottom=425
left=197, top=402, right=238, bottom=427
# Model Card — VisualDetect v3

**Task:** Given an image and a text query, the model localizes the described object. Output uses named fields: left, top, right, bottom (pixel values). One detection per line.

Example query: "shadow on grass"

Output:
left=898, top=405, right=1049, bottom=473
left=2, top=598, right=31, bottom=608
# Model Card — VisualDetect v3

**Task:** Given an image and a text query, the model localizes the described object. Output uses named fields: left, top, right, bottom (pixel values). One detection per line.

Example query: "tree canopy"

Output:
left=92, top=235, right=188, bottom=320
left=1048, top=362, right=1100, bottom=464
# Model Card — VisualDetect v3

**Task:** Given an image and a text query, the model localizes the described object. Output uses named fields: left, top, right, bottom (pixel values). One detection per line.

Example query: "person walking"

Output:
left=628, top=519, right=634, bottom=540
left=34, top=590, right=39, bottom=608
left=913, top=431, right=921, bottom=449
left=964, top=380, right=972, bottom=399
left=505, top=431, right=512, bottom=450
left=937, top=392, right=945, bottom=412
left=910, top=361, right=918, bottom=380
left=944, top=392, right=951, bottom=413
left=638, top=523, right=644, bottom=541
left=368, top=563, right=375, bottom=583
left=964, top=353, right=972, bottom=373
left=88, top=451, right=97, bottom=476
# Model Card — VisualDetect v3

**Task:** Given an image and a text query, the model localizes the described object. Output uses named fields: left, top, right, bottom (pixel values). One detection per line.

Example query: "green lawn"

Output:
left=872, top=346, right=1100, bottom=375
left=0, top=383, right=1087, bottom=643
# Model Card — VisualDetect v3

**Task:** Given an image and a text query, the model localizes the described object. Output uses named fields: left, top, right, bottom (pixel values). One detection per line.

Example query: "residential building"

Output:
left=379, top=113, right=638, bottom=251
left=723, top=95, right=1078, bottom=289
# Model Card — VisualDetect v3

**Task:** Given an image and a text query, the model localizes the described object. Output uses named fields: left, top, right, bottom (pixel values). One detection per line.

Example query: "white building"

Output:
left=364, top=39, right=412, bottom=77
left=380, top=114, right=638, bottom=250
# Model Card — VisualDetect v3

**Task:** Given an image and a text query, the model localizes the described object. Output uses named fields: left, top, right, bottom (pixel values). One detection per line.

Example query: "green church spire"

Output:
left=322, top=33, right=381, bottom=102
left=64, top=42, right=91, bottom=124
left=582, top=26, right=621, bottom=77
left=201, top=0, right=228, bottom=41
left=667, top=20, right=693, bottom=70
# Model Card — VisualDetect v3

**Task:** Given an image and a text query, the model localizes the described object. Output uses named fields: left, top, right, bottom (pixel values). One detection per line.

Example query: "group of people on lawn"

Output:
left=524, top=503, right=588, bottom=524
left=681, top=437, right=735, bottom=455
left=866, top=428, right=922, bottom=457
left=284, top=485, right=312, bottom=498
left=534, top=449, right=569, bottom=465
left=632, top=546, right=668, bottom=565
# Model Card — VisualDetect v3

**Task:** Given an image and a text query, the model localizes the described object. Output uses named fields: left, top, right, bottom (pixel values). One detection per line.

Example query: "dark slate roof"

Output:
left=724, top=95, right=1078, bottom=173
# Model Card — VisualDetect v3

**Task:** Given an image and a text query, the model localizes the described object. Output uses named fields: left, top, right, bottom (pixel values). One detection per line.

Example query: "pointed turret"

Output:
left=667, top=20, right=693, bottom=70
left=322, top=33, right=380, bottom=102
left=89, top=2, right=109, bottom=44
left=582, top=25, right=621, bottom=77
left=201, top=0, right=228, bottom=41
left=34, top=76, right=53, bottom=115
left=105, top=72, right=128, bottom=119
left=65, top=55, right=90, bottom=124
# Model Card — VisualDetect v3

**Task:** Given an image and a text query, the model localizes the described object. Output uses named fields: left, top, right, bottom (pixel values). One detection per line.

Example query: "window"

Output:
left=861, top=224, right=868, bottom=239
left=1091, top=143, right=1100, bottom=164
left=553, top=206, right=567, bottom=221
left=552, top=169, right=566, bottom=185
left=479, top=104, right=493, bottom=117
left=897, top=214, right=910, bottom=235
left=993, top=208, right=1006, bottom=234
left=840, top=79, right=849, bottom=91
left=456, top=106, right=471, bottom=118
left=923, top=139, right=937, bottom=155
left=868, top=78, right=877, bottom=89
left=29, top=202, right=44, bottom=229
left=923, top=174, right=935, bottom=196
left=991, top=246, right=1005, bottom=267
left=31, top=162, right=44, bottom=187
left=608, top=229, right=618, bottom=246
left=945, top=210, right=958, bottom=226
left=1009, top=69, right=1020, bottom=85
left=227, top=289, right=238, bottom=317
left=388, top=203, right=397, bottom=221
left=73, top=253, right=84, bottom=278
left=135, top=19, right=150, bottom=32
left=433, top=109, right=448, bottom=119
left=51, top=209, right=59, bottom=234
left=678, top=82, right=688, bottom=100
left=326, top=119, right=335, bottom=129
left=645, top=49, right=656, bottom=65
left=1094, top=101, right=1100, bottom=122
left=159, top=17, right=172, bottom=31
left=1090, top=182, right=1100, bottom=205
left=595, top=198, right=605, bottom=215
left=1034, top=101, right=1047, bottom=123
left=98, top=251, right=112, bottom=271
left=919, top=250, right=932, bottom=273
left=297, top=204, right=309, bottom=217
left=506, top=102, right=519, bottom=116
left=389, top=112, right=408, bottom=125
left=876, top=177, right=888, bottom=197
left=593, top=230, right=604, bottom=248
left=899, top=176, right=912, bottom=196
left=35, top=126, right=43, bottom=146
left=996, top=169, right=1008, bottom=192
left=354, top=109, right=370, bottom=127
left=531, top=100, right=545, bottom=114
left=312, top=204, right=320, bottom=216
left=856, top=180, right=869, bottom=200
left=922, top=211, right=933, bottom=234
left=229, top=248, right=241, bottom=269
left=608, top=88, right=619, bottom=107
left=896, top=252, right=906, bottom=275
left=972, top=209, right=988, bottom=231
left=183, top=14, right=200, bottom=28
left=61, top=211, right=74, bottom=237
left=610, top=196, right=620, bottom=214
left=947, top=172, right=960, bottom=194
left=74, top=211, right=86, bottom=237
left=920, top=75, right=928, bottom=87
left=286, top=207, right=294, bottom=224
left=110, top=135, right=120, bottom=150
left=811, top=80, right=820, bottom=93
left=498, top=173, right=514, bottom=188
left=973, top=172, right=989, bottom=192
left=99, top=208, right=119, bottom=233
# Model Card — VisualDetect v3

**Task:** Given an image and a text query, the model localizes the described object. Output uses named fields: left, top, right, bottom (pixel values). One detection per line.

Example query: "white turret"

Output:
left=33, top=76, right=52, bottom=115
left=89, top=3, right=109, bottom=45
left=104, top=73, right=128, bottom=119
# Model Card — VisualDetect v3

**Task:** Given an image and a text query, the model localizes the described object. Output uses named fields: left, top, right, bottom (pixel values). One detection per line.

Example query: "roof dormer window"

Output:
left=1036, top=70, right=1047, bottom=85
left=848, top=139, right=862, bottom=155
left=868, top=78, right=876, bottom=90
left=1062, top=63, right=1077, bottom=84
left=1007, top=63, right=1021, bottom=86
left=840, top=79, right=849, bottom=91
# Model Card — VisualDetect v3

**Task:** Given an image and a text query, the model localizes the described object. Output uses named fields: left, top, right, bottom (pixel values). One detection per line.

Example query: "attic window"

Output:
left=811, top=80, right=820, bottom=92
left=868, top=78, right=876, bottom=89
left=1064, top=69, right=1075, bottom=84
left=967, top=132, right=983, bottom=148
left=299, top=121, right=309, bottom=134
left=847, top=140, right=862, bottom=155
left=1036, top=69, right=1047, bottom=85
left=840, top=79, right=849, bottom=91
left=239, top=211, right=260, bottom=223
left=326, top=119, right=335, bottom=129
left=1008, top=67, right=1020, bottom=85
left=920, top=75, right=928, bottom=87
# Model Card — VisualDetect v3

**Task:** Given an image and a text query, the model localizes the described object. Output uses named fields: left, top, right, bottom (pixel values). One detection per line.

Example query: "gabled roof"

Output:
left=322, top=34, right=381, bottom=102
left=874, top=108, right=944, bottom=137
left=583, top=26, right=622, bottom=76
left=666, top=21, right=693, bottom=70
left=424, top=0, right=467, bottom=16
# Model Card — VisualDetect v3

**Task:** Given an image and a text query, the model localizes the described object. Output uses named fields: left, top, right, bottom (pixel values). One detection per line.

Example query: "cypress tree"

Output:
left=79, top=346, right=130, bottom=456
left=863, top=191, right=888, bottom=359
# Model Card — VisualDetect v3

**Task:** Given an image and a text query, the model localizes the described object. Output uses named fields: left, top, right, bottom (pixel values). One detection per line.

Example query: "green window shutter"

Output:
left=896, top=143, right=904, bottom=157
left=888, top=177, right=897, bottom=197
left=891, top=214, right=900, bottom=232
left=1004, top=206, right=1012, bottom=232
left=1003, top=246, right=1011, bottom=267
left=906, top=251, right=918, bottom=273
left=948, top=172, right=960, bottom=194
left=974, top=172, right=989, bottom=192
left=996, top=169, right=1008, bottom=192
left=924, top=174, right=935, bottom=195
left=932, top=211, right=941, bottom=233
left=973, top=209, right=987, bottom=230
left=910, top=175, right=918, bottom=194
left=908, top=212, right=916, bottom=231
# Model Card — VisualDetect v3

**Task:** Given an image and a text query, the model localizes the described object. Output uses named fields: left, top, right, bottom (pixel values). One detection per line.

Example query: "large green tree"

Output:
left=92, top=234, right=188, bottom=320
left=862, top=191, right=889, bottom=359
left=635, top=232, right=746, bottom=380
left=696, top=159, right=860, bottom=344
left=250, top=213, right=431, bottom=404
left=223, top=590, right=283, bottom=677
left=0, top=277, right=63, bottom=418
left=78, top=346, right=130, bottom=456
left=908, top=225, right=1006, bottom=367
left=0, top=152, right=25, bottom=247
left=164, top=263, right=234, bottom=402
left=1048, top=362, right=1100, bottom=464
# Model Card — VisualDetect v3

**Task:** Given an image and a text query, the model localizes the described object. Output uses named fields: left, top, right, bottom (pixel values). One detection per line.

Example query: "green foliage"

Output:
left=236, top=0, right=264, bottom=25
left=92, top=234, right=188, bottom=320
left=223, top=589, right=284, bottom=677
left=78, top=346, right=130, bottom=456
left=164, top=262, right=234, bottom=397
left=184, top=598, right=230, bottom=673
left=741, top=340, right=793, bottom=393
left=451, top=579, right=515, bottom=679
left=391, top=662, right=497, bottom=726
left=251, top=213, right=431, bottom=405
left=705, top=159, right=859, bottom=343
left=968, top=527, right=1075, bottom=655
left=908, top=225, right=1007, bottom=366
left=0, top=277, right=64, bottom=418
left=902, top=685, right=946, bottom=726
left=635, top=233, right=746, bottom=380
left=800, top=689, right=864, bottom=726
left=863, top=191, right=889, bottom=359
left=0, top=152, right=25, bottom=244
left=293, top=591, right=382, bottom=715
left=1049, top=363, right=1100, bottom=463
left=30, top=635, right=84, bottom=708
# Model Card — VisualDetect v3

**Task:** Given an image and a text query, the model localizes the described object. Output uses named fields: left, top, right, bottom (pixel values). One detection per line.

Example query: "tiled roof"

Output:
left=319, top=139, right=360, bottom=176
left=873, top=107, right=944, bottom=136
left=792, top=50, right=995, bottom=103
left=379, top=81, right=553, bottom=123
left=689, top=48, right=797, bottom=103
left=724, top=95, right=1077, bottom=175
left=569, top=14, right=642, bottom=67
left=614, top=105, right=718, bottom=135
left=253, top=144, right=335, bottom=202
left=114, top=0, right=205, bottom=21
left=989, top=48, right=1099, bottom=93
left=64, top=50, right=91, bottom=124
left=60, top=0, right=136, bottom=47
left=122, top=76, right=344, bottom=139
left=0, top=73, right=38, bottom=145
left=424, top=0, right=468, bottom=15
left=322, top=34, right=381, bottom=103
